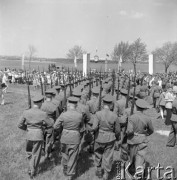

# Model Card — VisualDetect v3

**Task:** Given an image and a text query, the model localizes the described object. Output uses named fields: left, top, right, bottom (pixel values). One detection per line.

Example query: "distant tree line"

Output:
left=66, top=38, right=177, bottom=73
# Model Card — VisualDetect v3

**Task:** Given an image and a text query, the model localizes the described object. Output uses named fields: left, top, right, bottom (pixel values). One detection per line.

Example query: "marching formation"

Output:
left=2, top=67, right=177, bottom=180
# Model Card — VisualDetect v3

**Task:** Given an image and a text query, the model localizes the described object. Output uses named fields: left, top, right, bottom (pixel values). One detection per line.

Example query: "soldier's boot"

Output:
left=67, top=176, right=72, bottom=180
left=95, top=167, right=103, bottom=179
left=28, top=169, right=35, bottom=179
left=63, top=165, right=67, bottom=176
left=103, top=170, right=109, bottom=180
left=88, top=144, right=94, bottom=154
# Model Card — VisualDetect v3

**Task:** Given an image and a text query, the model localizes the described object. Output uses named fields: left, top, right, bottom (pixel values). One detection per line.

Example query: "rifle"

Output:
left=112, top=69, right=115, bottom=96
left=89, top=69, right=92, bottom=100
left=131, top=67, right=136, bottom=115
left=98, top=69, right=102, bottom=111
left=26, top=72, right=32, bottom=109
left=39, top=72, right=44, bottom=95
left=62, top=71, right=67, bottom=112
left=68, top=67, right=72, bottom=96
left=126, top=73, right=131, bottom=108
left=116, top=72, right=120, bottom=101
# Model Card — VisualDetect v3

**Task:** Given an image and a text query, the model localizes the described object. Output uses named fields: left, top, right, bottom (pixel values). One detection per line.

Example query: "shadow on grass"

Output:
left=73, top=151, right=94, bottom=179
left=108, top=161, right=118, bottom=180
left=38, top=141, right=62, bottom=174
left=4, top=102, right=14, bottom=105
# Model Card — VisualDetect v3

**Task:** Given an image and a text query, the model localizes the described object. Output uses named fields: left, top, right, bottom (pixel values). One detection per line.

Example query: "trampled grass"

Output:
left=0, top=84, right=177, bottom=180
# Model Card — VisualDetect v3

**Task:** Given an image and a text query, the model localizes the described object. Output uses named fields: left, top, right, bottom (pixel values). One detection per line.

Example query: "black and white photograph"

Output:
left=0, top=0, right=177, bottom=179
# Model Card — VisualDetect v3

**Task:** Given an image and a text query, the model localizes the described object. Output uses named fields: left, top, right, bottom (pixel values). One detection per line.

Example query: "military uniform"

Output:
left=126, top=99, right=154, bottom=176
left=72, top=90, right=90, bottom=152
left=41, top=90, right=57, bottom=158
left=18, top=95, right=52, bottom=178
left=167, top=96, right=177, bottom=147
left=54, top=97, right=83, bottom=179
left=86, top=87, right=100, bottom=152
left=91, top=95, right=121, bottom=179
left=114, top=89, right=127, bottom=118
left=54, top=86, right=63, bottom=115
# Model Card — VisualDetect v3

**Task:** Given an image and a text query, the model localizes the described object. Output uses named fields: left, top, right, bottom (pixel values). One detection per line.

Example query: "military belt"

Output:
left=63, top=129, right=79, bottom=133
left=134, top=132, right=146, bottom=137
left=99, top=129, right=114, bottom=134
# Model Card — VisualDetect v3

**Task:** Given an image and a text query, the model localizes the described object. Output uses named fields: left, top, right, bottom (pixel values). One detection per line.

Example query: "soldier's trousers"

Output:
left=45, top=132, right=54, bottom=157
left=94, top=141, right=115, bottom=173
left=26, top=140, right=43, bottom=175
left=128, top=142, right=147, bottom=174
left=167, top=122, right=177, bottom=147
left=61, top=143, right=79, bottom=176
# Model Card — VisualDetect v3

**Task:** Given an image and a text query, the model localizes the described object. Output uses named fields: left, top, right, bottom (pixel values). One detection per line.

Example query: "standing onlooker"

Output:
left=165, top=84, right=175, bottom=125
left=157, top=84, right=166, bottom=120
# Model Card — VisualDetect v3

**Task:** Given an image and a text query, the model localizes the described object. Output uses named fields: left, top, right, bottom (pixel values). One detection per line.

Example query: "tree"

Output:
left=66, top=45, right=86, bottom=59
left=129, top=38, right=147, bottom=65
left=112, top=41, right=131, bottom=62
left=128, top=38, right=147, bottom=114
left=28, top=45, right=37, bottom=71
left=153, top=42, right=177, bottom=73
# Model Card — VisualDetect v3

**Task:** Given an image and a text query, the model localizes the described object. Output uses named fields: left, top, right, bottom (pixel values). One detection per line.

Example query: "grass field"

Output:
left=1, top=59, right=177, bottom=73
left=0, top=84, right=177, bottom=180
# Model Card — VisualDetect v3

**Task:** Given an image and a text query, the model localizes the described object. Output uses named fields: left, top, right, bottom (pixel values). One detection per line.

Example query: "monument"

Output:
left=83, top=53, right=90, bottom=77
left=149, top=54, right=155, bottom=74
left=118, top=55, right=122, bottom=72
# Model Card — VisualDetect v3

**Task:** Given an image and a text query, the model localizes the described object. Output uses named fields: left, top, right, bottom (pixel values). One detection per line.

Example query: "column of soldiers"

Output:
left=18, top=68, right=177, bottom=180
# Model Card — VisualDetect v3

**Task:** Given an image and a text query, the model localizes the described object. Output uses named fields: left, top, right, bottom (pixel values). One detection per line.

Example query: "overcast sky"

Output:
left=0, top=0, right=176, bottom=58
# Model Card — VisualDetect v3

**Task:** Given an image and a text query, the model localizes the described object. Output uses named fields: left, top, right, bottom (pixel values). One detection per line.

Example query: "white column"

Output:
left=22, top=54, right=25, bottom=70
left=83, top=53, right=90, bottom=77
left=74, top=56, right=77, bottom=68
left=149, top=54, right=154, bottom=75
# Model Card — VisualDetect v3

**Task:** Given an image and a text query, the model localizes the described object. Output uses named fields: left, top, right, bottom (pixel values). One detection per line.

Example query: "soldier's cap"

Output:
left=135, top=99, right=150, bottom=109
left=92, top=87, right=100, bottom=95
left=67, top=96, right=79, bottom=104
left=75, top=85, right=84, bottom=91
left=129, top=94, right=138, bottom=100
left=45, top=89, right=56, bottom=95
left=103, top=94, right=113, bottom=103
left=67, top=82, right=73, bottom=86
left=85, top=80, right=90, bottom=84
left=60, top=84, right=65, bottom=87
left=32, top=95, right=44, bottom=103
left=54, top=86, right=61, bottom=90
left=120, top=89, right=128, bottom=95
left=104, top=79, right=108, bottom=83
left=72, top=90, right=82, bottom=97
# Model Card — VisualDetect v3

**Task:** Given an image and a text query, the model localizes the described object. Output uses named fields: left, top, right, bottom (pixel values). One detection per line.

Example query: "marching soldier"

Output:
left=166, top=88, right=177, bottom=147
left=114, top=89, right=128, bottom=117
left=54, top=85, right=63, bottom=115
left=72, top=90, right=90, bottom=153
left=126, top=99, right=154, bottom=177
left=91, top=94, right=121, bottom=180
left=54, top=97, right=83, bottom=180
left=41, top=89, right=57, bottom=159
left=86, top=87, right=100, bottom=153
left=18, top=95, right=53, bottom=179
